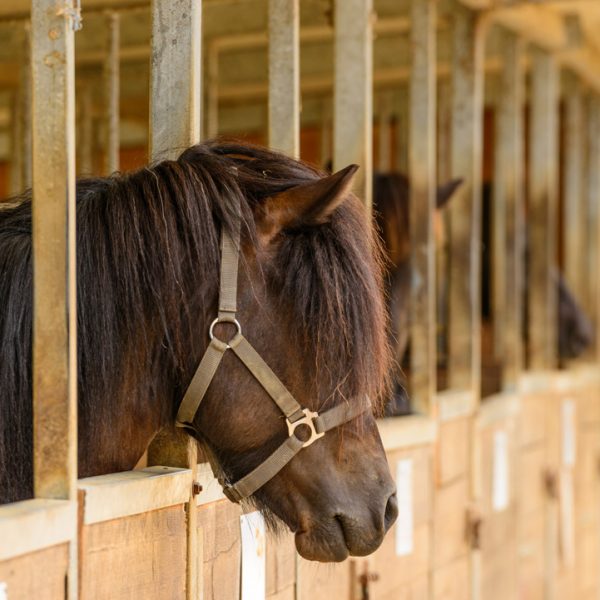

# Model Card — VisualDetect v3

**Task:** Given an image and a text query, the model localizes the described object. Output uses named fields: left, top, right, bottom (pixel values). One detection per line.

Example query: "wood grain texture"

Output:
left=79, top=505, right=187, bottom=600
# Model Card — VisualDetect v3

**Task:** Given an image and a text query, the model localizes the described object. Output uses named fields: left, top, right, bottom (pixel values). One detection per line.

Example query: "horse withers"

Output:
left=0, top=141, right=397, bottom=562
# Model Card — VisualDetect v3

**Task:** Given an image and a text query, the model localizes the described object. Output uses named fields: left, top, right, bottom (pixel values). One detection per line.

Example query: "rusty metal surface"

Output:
left=408, top=0, right=437, bottom=415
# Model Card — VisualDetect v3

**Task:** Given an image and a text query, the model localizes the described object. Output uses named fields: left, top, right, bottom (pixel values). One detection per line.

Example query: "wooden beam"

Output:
left=333, top=0, right=373, bottom=209
left=527, top=48, right=559, bottom=370
left=377, top=92, right=392, bottom=172
left=103, top=11, right=120, bottom=174
left=268, top=0, right=299, bottom=158
left=494, top=32, right=525, bottom=391
left=408, top=0, right=437, bottom=416
left=148, top=2, right=202, bottom=598
left=448, top=3, right=484, bottom=394
left=31, top=0, right=78, bottom=596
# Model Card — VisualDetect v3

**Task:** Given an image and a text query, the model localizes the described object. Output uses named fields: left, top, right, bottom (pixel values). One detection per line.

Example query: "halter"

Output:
left=175, top=207, right=370, bottom=503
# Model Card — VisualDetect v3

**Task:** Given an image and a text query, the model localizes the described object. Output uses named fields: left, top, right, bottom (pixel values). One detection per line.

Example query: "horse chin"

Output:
left=294, top=520, right=350, bottom=562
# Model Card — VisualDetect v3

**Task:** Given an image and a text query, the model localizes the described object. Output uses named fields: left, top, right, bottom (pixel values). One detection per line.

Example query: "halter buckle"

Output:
left=287, top=409, right=325, bottom=448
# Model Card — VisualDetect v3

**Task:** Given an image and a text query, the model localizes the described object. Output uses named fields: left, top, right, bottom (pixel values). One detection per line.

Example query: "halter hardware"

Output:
left=287, top=409, right=325, bottom=448
left=175, top=202, right=370, bottom=503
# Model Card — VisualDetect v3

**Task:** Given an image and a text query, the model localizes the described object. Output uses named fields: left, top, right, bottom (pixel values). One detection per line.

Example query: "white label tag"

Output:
left=0, top=582, right=7, bottom=600
left=562, top=399, right=576, bottom=467
left=492, top=430, right=510, bottom=512
left=240, top=512, right=266, bottom=600
left=559, top=470, right=575, bottom=566
left=395, top=459, right=414, bottom=556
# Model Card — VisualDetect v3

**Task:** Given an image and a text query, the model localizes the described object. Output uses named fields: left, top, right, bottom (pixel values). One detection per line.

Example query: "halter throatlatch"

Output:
left=176, top=204, right=370, bottom=503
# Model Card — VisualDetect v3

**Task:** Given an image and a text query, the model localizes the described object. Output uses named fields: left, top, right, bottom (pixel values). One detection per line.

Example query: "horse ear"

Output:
left=258, top=164, right=358, bottom=242
left=437, top=178, right=463, bottom=209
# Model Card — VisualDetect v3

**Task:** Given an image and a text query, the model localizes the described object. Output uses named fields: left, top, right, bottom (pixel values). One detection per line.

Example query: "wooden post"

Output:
left=528, top=48, right=559, bottom=371
left=31, top=0, right=78, bottom=596
left=448, top=4, right=484, bottom=394
left=320, top=98, right=332, bottom=168
left=333, top=0, right=373, bottom=209
left=20, top=23, right=32, bottom=190
left=206, top=43, right=219, bottom=138
left=493, top=31, right=524, bottom=390
left=77, top=83, right=94, bottom=175
left=268, top=0, right=299, bottom=158
left=148, top=1, right=202, bottom=598
left=395, top=88, right=409, bottom=174
left=9, top=91, right=22, bottom=195
left=103, top=11, right=120, bottom=174
left=408, top=0, right=436, bottom=415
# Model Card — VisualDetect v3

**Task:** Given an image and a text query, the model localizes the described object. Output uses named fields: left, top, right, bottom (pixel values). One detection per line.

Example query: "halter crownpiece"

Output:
left=175, top=201, right=370, bottom=503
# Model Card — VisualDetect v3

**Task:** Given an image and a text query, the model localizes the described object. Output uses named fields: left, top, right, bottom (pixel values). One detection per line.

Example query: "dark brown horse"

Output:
left=0, top=141, right=397, bottom=562
left=373, top=172, right=461, bottom=416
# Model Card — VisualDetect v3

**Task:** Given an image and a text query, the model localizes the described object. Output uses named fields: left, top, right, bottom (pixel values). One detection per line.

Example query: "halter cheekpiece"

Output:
left=175, top=202, right=370, bottom=503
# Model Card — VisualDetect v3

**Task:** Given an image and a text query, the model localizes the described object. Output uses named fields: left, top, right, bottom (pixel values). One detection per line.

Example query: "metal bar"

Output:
left=493, top=31, right=524, bottom=390
left=148, top=2, right=201, bottom=598
left=527, top=48, right=559, bottom=370
left=268, top=0, right=299, bottom=158
left=408, top=0, right=436, bottom=415
left=586, top=95, right=600, bottom=358
left=31, top=0, right=78, bottom=595
left=448, top=4, right=484, bottom=393
left=103, top=11, right=120, bottom=174
left=149, top=0, right=201, bottom=160
left=333, top=0, right=373, bottom=208
left=563, top=72, right=584, bottom=303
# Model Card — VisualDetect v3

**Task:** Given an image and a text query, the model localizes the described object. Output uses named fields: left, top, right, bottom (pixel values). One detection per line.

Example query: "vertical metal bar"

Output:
left=563, top=73, right=584, bottom=301
left=148, top=2, right=201, bottom=598
left=586, top=96, right=600, bottom=358
left=103, top=11, right=120, bottom=174
left=377, top=92, right=392, bottom=173
left=9, top=91, right=23, bottom=195
left=448, top=4, right=484, bottom=394
left=31, top=0, right=77, bottom=595
left=77, top=83, right=94, bottom=175
left=20, top=23, right=33, bottom=190
left=528, top=48, right=559, bottom=370
left=149, top=0, right=201, bottom=161
left=333, top=0, right=373, bottom=209
left=494, top=31, right=524, bottom=390
left=268, top=0, right=299, bottom=158
left=408, top=0, right=436, bottom=415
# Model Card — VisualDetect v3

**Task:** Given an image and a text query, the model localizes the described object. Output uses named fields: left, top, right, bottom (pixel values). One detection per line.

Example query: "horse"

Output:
left=373, top=172, right=462, bottom=416
left=0, top=141, right=397, bottom=562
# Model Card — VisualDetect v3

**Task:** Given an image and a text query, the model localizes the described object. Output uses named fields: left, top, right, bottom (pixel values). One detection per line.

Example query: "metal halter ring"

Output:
left=209, top=317, right=242, bottom=348
left=287, top=409, right=325, bottom=448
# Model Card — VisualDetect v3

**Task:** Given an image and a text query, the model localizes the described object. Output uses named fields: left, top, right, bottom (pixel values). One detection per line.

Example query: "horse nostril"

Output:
left=384, top=492, right=398, bottom=531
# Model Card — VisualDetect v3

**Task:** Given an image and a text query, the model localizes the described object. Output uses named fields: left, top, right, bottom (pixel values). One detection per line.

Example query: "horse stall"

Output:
left=1, top=1, right=600, bottom=600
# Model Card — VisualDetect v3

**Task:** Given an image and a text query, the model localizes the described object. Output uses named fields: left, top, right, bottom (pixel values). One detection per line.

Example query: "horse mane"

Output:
left=372, top=172, right=411, bottom=267
left=0, top=140, right=390, bottom=501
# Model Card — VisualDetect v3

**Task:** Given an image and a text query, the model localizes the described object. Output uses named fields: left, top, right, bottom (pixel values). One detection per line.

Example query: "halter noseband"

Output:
left=175, top=206, right=370, bottom=503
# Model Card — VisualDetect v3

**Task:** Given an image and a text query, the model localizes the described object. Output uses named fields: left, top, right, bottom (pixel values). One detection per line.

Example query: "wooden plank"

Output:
left=268, top=0, right=299, bottom=158
left=527, top=48, right=559, bottom=370
left=493, top=30, right=524, bottom=390
left=103, top=11, right=120, bottom=174
left=78, top=466, right=193, bottom=524
left=77, top=82, right=94, bottom=175
left=80, top=505, right=187, bottom=600
left=408, top=0, right=436, bottom=416
left=448, top=2, right=484, bottom=395
left=0, top=543, right=69, bottom=600
left=19, top=23, right=32, bottom=189
left=563, top=72, right=585, bottom=305
left=377, top=92, right=392, bottom=172
left=376, top=415, right=437, bottom=450
left=333, top=0, right=373, bottom=208
left=0, top=499, right=76, bottom=561
left=436, top=416, right=470, bottom=485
